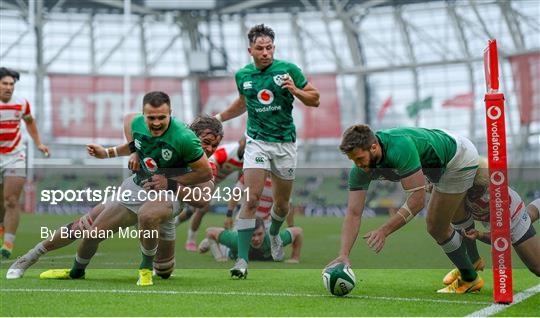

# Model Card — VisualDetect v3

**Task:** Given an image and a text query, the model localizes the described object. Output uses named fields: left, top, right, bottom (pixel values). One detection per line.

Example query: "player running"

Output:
left=442, top=158, right=540, bottom=282
left=215, top=24, right=320, bottom=279
left=326, top=125, right=484, bottom=294
left=198, top=218, right=303, bottom=263
left=0, top=67, right=50, bottom=259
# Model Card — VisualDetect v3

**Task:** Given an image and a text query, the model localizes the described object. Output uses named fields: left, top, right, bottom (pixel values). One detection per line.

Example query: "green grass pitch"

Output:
left=1, top=213, right=539, bottom=316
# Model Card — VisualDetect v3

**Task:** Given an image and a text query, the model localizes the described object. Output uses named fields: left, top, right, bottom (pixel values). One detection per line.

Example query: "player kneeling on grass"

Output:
left=198, top=217, right=303, bottom=264
left=7, top=94, right=215, bottom=286
left=441, top=158, right=540, bottom=282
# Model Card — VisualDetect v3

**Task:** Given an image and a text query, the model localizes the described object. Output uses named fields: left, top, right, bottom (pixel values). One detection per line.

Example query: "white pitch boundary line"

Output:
left=466, top=284, right=540, bottom=317
left=0, top=287, right=492, bottom=305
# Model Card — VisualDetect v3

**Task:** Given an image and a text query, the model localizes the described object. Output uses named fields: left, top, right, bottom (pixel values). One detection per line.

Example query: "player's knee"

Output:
left=153, top=256, right=175, bottom=279
left=138, top=212, right=157, bottom=228
left=426, top=222, right=450, bottom=241
left=245, top=195, right=261, bottom=211
left=4, top=196, right=19, bottom=211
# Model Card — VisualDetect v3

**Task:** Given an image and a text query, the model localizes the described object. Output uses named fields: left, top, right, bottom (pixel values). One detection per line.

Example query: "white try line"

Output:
left=0, top=287, right=492, bottom=305
left=466, top=284, right=540, bottom=317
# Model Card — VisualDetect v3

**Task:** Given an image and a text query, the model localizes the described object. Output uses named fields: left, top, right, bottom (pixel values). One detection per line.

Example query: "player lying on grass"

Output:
left=7, top=94, right=217, bottom=286
left=441, top=158, right=540, bottom=282
left=198, top=217, right=303, bottom=263
left=326, top=125, right=484, bottom=294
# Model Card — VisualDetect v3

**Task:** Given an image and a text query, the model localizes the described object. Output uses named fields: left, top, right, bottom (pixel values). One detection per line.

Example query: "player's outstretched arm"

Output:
left=287, top=227, right=303, bottom=263
left=363, top=170, right=426, bottom=253
left=325, top=190, right=367, bottom=268
left=23, top=114, right=49, bottom=156
left=215, top=95, right=246, bottom=122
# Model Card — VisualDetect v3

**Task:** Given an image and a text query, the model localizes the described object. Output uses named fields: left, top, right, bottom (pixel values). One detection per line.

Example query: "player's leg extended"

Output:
left=41, top=202, right=136, bottom=280
left=443, top=205, right=484, bottom=285
left=428, top=191, right=483, bottom=293
left=137, top=200, right=174, bottom=285
left=1, top=176, right=25, bottom=258
left=231, top=168, right=266, bottom=278
left=269, top=174, right=293, bottom=261
left=6, top=204, right=105, bottom=279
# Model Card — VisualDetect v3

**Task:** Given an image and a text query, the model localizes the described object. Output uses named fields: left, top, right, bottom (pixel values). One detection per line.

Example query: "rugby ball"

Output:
left=322, top=262, right=356, bottom=296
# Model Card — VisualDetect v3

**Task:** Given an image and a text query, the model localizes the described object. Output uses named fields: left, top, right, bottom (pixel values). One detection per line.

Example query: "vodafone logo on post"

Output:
left=490, top=171, right=505, bottom=186
left=487, top=105, right=502, bottom=120
left=257, top=89, right=274, bottom=105
left=143, top=157, right=158, bottom=172
left=494, top=237, right=509, bottom=252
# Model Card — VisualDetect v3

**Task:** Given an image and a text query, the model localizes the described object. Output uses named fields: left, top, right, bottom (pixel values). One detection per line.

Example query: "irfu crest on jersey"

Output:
left=162, top=148, right=172, bottom=161
left=273, top=73, right=290, bottom=86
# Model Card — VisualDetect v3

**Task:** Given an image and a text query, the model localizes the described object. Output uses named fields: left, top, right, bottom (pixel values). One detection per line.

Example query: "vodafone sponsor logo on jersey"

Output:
left=143, top=157, right=158, bottom=172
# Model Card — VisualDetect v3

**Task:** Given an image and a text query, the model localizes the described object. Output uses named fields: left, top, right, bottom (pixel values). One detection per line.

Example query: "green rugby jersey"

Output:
left=348, top=128, right=459, bottom=191
left=218, top=229, right=292, bottom=261
left=235, top=59, right=307, bottom=142
left=131, top=114, right=204, bottom=186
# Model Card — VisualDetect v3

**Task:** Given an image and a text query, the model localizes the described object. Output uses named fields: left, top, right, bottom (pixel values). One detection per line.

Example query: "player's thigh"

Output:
left=139, top=200, right=175, bottom=224
left=92, top=201, right=137, bottom=231
left=427, top=190, right=466, bottom=235
left=3, top=176, right=25, bottom=204
left=243, top=168, right=268, bottom=199
left=514, top=235, right=540, bottom=276
left=270, top=174, right=294, bottom=208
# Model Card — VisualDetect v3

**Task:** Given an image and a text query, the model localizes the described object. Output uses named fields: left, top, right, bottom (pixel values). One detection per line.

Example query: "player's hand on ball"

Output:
left=37, top=144, right=50, bottom=157
left=325, top=255, right=351, bottom=271
left=86, top=144, right=106, bottom=159
left=142, top=175, right=168, bottom=191
left=128, top=152, right=140, bottom=171
left=363, top=229, right=386, bottom=253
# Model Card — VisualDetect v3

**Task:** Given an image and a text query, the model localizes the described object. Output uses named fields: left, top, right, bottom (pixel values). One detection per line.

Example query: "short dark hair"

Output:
left=0, top=67, right=20, bottom=82
left=142, top=91, right=170, bottom=108
left=190, top=115, right=224, bottom=138
left=254, top=217, right=265, bottom=231
left=339, top=124, right=377, bottom=153
left=247, top=24, right=275, bottom=45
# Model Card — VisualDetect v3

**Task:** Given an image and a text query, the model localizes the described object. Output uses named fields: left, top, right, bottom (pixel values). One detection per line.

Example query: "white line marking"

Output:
left=466, top=284, right=540, bottom=317
left=0, top=287, right=491, bottom=305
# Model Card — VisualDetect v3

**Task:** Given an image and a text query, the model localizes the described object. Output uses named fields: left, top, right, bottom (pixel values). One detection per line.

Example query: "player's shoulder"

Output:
left=236, top=63, right=257, bottom=75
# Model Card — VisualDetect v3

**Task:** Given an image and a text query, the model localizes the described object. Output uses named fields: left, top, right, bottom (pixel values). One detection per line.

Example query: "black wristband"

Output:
left=128, top=141, right=136, bottom=153
left=226, top=209, right=233, bottom=217
left=167, top=179, right=178, bottom=191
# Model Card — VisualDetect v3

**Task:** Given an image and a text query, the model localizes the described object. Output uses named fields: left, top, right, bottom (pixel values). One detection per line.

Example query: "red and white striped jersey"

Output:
left=209, top=143, right=243, bottom=184
left=235, top=174, right=273, bottom=222
left=0, top=95, right=31, bottom=154
left=466, top=186, right=524, bottom=223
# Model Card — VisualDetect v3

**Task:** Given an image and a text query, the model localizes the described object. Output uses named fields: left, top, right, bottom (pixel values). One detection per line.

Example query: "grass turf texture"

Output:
left=1, top=213, right=538, bottom=316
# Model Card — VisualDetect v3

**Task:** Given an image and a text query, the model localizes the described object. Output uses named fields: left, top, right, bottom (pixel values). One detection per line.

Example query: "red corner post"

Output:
left=483, top=39, right=513, bottom=304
